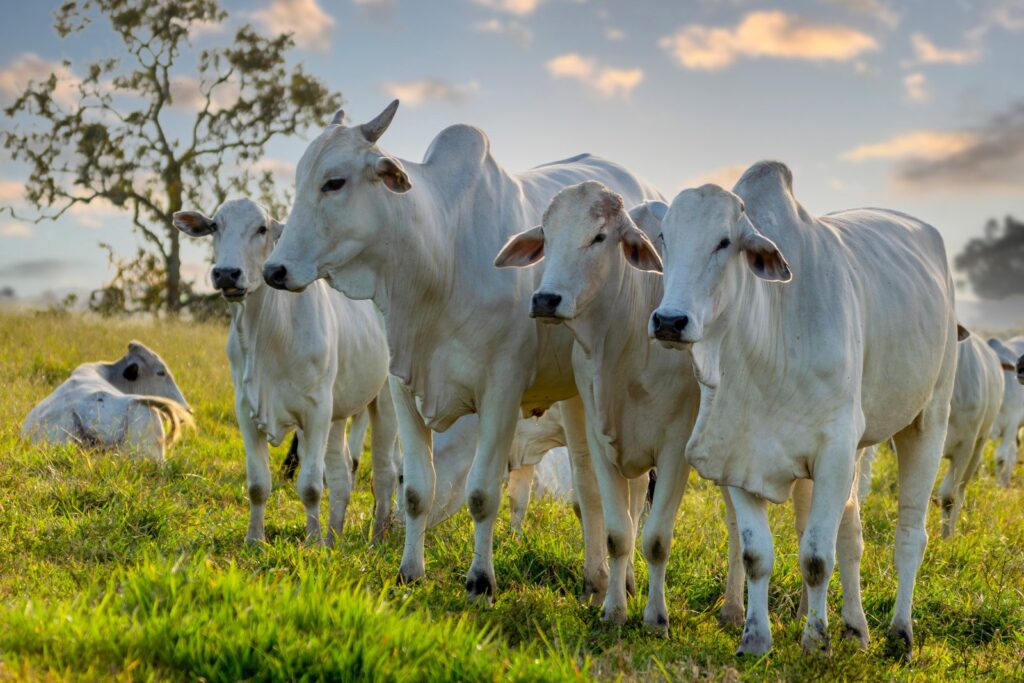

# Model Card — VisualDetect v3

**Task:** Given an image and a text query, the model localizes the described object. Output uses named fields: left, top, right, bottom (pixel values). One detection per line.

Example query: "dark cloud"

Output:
left=0, top=258, right=84, bottom=279
left=898, top=101, right=1024, bottom=188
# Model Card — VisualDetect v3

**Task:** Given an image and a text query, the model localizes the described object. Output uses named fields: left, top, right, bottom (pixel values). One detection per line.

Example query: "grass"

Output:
left=0, top=310, right=1022, bottom=681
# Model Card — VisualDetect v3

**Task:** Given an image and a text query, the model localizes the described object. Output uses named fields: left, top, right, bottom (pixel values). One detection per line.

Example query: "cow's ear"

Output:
left=122, top=362, right=139, bottom=382
left=738, top=213, right=792, bottom=282
left=620, top=216, right=662, bottom=273
left=988, top=338, right=1018, bottom=371
left=173, top=211, right=216, bottom=237
left=373, top=155, right=411, bottom=193
left=494, top=226, right=545, bottom=268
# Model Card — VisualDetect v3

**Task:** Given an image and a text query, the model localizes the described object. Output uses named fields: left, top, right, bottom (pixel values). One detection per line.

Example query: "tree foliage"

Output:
left=954, top=215, right=1024, bottom=299
left=2, top=0, right=341, bottom=314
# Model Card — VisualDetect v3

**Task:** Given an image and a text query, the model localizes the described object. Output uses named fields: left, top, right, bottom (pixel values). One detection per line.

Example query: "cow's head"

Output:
left=649, top=184, right=791, bottom=347
left=494, top=181, right=661, bottom=322
left=262, top=100, right=411, bottom=297
left=111, top=341, right=190, bottom=409
left=173, top=199, right=283, bottom=302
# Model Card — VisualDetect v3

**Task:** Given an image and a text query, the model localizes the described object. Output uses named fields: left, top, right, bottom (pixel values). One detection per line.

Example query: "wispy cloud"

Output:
left=660, top=11, right=878, bottom=70
left=605, top=27, right=625, bottom=42
left=684, top=164, right=747, bottom=190
left=168, top=76, right=239, bottom=113
left=382, top=79, right=480, bottom=106
left=903, top=72, right=928, bottom=103
left=252, top=158, right=296, bottom=182
left=825, top=0, right=899, bottom=29
left=0, top=181, right=25, bottom=203
left=0, top=53, right=81, bottom=108
left=353, top=0, right=395, bottom=22
left=907, top=32, right=981, bottom=66
left=842, top=130, right=977, bottom=161
left=0, top=222, right=31, bottom=238
left=471, top=0, right=542, bottom=16
left=474, top=18, right=532, bottom=46
left=251, top=0, right=335, bottom=52
left=546, top=54, right=643, bottom=98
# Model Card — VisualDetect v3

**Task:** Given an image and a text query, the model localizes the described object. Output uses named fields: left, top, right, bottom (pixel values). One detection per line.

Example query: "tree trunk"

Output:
left=166, top=226, right=181, bottom=315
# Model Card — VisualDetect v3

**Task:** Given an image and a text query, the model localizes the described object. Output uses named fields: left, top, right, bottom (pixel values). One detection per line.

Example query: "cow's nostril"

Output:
left=531, top=292, right=562, bottom=315
left=264, top=264, right=288, bottom=288
left=652, top=312, right=664, bottom=330
left=673, top=316, right=689, bottom=332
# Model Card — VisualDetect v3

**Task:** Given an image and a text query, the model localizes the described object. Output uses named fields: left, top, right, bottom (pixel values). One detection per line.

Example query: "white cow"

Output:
left=649, top=162, right=959, bottom=658
left=174, top=199, right=399, bottom=546
left=988, top=337, right=1024, bottom=486
left=23, top=341, right=192, bottom=460
left=262, top=100, right=661, bottom=600
left=934, top=334, right=1006, bottom=536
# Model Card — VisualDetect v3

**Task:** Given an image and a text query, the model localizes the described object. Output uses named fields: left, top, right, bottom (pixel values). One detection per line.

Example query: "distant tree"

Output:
left=955, top=216, right=1024, bottom=299
left=2, top=0, right=341, bottom=314
left=0, top=286, right=15, bottom=299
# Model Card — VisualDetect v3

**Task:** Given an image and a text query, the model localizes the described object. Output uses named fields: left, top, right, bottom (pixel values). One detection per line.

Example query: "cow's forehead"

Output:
left=214, top=199, right=265, bottom=229
left=297, top=125, right=368, bottom=182
left=543, top=181, right=608, bottom=233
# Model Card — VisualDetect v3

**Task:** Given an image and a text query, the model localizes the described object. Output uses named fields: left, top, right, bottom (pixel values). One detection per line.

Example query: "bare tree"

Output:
left=2, top=0, right=341, bottom=313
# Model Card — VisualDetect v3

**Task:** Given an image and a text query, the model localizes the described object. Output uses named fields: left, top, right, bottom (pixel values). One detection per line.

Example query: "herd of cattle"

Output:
left=20, top=100, right=1024, bottom=660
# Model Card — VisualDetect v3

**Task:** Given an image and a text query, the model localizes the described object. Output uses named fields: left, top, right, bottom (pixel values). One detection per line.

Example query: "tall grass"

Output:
left=0, top=312, right=1021, bottom=681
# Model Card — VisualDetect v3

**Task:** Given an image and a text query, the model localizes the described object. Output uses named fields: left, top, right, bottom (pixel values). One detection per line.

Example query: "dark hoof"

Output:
left=396, top=571, right=421, bottom=585
left=883, top=627, right=913, bottom=661
left=465, top=571, right=496, bottom=602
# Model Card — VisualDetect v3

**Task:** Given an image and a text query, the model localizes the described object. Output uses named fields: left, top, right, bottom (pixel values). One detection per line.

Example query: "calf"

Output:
left=650, top=162, right=959, bottom=658
left=23, top=341, right=192, bottom=460
left=174, top=199, right=398, bottom=545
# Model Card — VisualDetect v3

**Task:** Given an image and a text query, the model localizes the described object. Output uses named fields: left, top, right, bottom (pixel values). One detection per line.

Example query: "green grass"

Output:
left=0, top=311, right=1022, bottom=681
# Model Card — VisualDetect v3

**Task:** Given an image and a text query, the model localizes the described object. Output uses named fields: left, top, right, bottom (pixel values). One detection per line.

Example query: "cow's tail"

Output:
left=280, top=434, right=300, bottom=480
left=133, top=396, right=194, bottom=446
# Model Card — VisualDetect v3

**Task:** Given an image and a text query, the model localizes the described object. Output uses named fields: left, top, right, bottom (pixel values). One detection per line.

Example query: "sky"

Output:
left=0, top=0, right=1022, bottom=303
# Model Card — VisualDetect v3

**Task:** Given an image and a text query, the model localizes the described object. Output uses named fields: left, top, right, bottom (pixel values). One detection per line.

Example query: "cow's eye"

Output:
left=257, top=225, right=268, bottom=236
left=714, top=237, right=731, bottom=253
left=321, top=178, right=346, bottom=193
left=592, top=233, right=607, bottom=245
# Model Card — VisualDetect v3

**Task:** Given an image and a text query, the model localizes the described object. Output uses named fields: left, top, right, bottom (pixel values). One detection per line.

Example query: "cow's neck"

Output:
left=567, top=257, right=653, bottom=365
left=232, top=285, right=296, bottom=365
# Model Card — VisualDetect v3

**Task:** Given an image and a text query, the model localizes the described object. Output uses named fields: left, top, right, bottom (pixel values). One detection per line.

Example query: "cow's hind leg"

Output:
left=625, top=473, right=648, bottom=598
left=836, top=492, right=868, bottom=648
left=347, top=408, right=370, bottom=472
left=792, top=478, right=812, bottom=621
left=729, top=486, right=775, bottom=656
left=507, top=464, right=535, bottom=538
left=887, top=408, right=947, bottom=660
left=719, top=487, right=745, bottom=627
left=324, top=419, right=353, bottom=547
left=369, top=392, right=400, bottom=544
left=238, top=410, right=271, bottom=545
left=938, top=436, right=976, bottom=538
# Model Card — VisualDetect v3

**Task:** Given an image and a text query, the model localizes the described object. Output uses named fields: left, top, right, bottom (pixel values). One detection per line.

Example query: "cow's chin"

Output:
left=219, top=288, right=248, bottom=302
left=655, top=338, right=692, bottom=351
left=532, top=314, right=567, bottom=326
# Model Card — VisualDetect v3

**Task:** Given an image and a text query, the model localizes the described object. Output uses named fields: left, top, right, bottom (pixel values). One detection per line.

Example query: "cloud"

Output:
left=0, top=259, right=83, bottom=279
left=659, top=11, right=878, bottom=70
left=474, top=18, right=532, bottom=46
left=842, top=130, right=977, bottom=161
left=907, top=33, right=980, bottom=66
left=68, top=197, right=122, bottom=229
left=605, top=27, right=625, bottom=42
left=894, top=102, right=1024, bottom=189
left=825, top=0, right=899, bottom=29
left=471, top=0, right=542, bottom=15
left=546, top=54, right=643, bottom=98
left=168, top=76, right=239, bottom=113
left=251, top=0, right=335, bottom=52
left=903, top=72, right=928, bottom=103
left=0, top=180, right=25, bottom=203
left=684, top=164, right=747, bottom=190
left=381, top=79, right=480, bottom=106
left=0, top=222, right=31, bottom=238
left=0, top=53, right=81, bottom=108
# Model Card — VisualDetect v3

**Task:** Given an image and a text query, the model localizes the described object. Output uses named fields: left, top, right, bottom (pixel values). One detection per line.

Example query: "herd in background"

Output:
left=20, top=100, right=1024, bottom=661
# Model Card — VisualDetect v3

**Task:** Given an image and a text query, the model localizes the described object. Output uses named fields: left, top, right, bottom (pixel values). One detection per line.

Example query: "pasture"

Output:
left=0, top=310, right=1022, bottom=681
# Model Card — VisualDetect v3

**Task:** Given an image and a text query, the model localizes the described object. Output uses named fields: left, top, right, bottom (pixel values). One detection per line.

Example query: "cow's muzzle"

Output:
left=263, top=263, right=289, bottom=290
left=530, top=291, right=563, bottom=320
left=651, top=311, right=692, bottom=343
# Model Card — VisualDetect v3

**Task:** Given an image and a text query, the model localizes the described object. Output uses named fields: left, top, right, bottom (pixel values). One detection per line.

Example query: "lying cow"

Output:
left=23, top=341, right=192, bottom=460
left=263, top=100, right=662, bottom=601
left=649, top=161, right=959, bottom=659
left=988, top=337, right=1024, bottom=487
left=174, top=199, right=399, bottom=546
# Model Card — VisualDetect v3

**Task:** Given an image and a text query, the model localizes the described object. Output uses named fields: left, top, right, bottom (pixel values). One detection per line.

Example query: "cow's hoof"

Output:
left=465, top=571, right=496, bottom=604
left=397, top=561, right=424, bottom=585
left=600, top=604, right=628, bottom=626
left=800, top=620, right=831, bottom=656
left=842, top=622, right=870, bottom=650
left=582, top=576, right=607, bottom=606
left=883, top=626, right=913, bottom=661
left=643, top=609, right=669, bottom=634
left=243, top=534, right=266, bottom=546
left=736, top=629, right=772, bottom=657
left=718, top=602, right=745, bottom=628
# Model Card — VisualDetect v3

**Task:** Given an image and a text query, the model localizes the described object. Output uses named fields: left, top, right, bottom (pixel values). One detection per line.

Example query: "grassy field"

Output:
left=0, top=311, right=1021, bottom=681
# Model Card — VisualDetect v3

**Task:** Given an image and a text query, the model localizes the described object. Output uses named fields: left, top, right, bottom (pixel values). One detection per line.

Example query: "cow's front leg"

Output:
left=589, top=450, right=633, bottom=624
left=561, top=396, right=608, bottom=604
left=729, top=486, right=774, bottom=656
left=625, top=473, right=649, bottom=598
left=719, top=487, right=745, bottom=627
left=323, top=419, right=353, bottom=547
left=237, top=405, right=271, bottom=545
left=799, top=444, right=856, bottom=655
left=464, top=394, right=521, bottom=602
left=297, top=411, right=331, bottom=546
left=391, top=376, right=435, bottom=584
left=642, top=454, right=689, bottom=631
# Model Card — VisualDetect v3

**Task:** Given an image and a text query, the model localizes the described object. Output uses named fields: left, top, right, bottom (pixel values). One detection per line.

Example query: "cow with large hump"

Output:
left=987, top=337, right=1024, bottom=486
left=263, top=100, right=662, bottom=601
left=646, top=161, right=959, bottom=659
left=23, top=341, right=193, bottom=461
left=174, top=198, right=399, bottom=546
left=494, top=182, right=863, bottom=631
